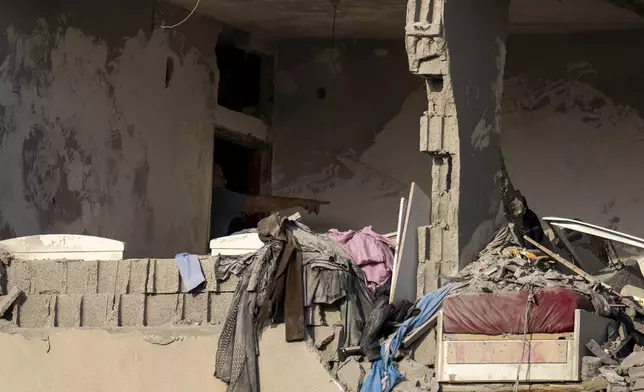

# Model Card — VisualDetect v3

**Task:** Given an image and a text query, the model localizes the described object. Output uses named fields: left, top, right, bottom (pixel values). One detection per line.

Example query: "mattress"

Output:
left=442, top=288, right=593, bottom=335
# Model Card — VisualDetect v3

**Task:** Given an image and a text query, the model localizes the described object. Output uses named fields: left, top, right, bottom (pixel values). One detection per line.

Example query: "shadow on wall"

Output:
left=502, top=43, right=644, bottom=238
left=0, top=5, right=219, bottom=257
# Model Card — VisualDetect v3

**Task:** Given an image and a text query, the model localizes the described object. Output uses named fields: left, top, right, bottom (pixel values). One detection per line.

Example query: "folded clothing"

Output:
left=442, top=287, right=593, bottom=335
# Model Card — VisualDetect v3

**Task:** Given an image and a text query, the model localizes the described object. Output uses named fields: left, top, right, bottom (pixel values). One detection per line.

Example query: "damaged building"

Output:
left=1, top=0, right=644, bottom=391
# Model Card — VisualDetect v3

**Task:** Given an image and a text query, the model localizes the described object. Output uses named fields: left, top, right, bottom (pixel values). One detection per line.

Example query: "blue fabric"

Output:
left=361, top=285, right=453, bottom=392
left=175, top=253, right=206, bottom=291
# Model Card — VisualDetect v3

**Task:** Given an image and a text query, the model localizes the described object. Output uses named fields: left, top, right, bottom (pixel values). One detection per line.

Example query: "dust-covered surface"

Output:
left=0, top=0, right=220, bottom=257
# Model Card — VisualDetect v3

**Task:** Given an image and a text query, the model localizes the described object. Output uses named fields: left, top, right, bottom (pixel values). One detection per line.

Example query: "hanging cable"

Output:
left=161, top=0, right=201, bottom=29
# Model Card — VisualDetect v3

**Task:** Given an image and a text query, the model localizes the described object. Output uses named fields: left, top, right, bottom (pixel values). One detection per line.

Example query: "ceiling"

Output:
left=164, top=0, right=644, bottom=39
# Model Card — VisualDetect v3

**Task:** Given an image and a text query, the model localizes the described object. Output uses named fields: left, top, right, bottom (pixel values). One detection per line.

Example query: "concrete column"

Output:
left=405, top=0, right=510, bottom=289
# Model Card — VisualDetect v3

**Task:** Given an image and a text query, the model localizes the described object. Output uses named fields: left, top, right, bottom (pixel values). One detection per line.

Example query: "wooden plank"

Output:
left=523, top=236, right=597, bottom=284
left=402, top=313, right=438, bottom=347
left=391, top=197, right=407, bottom=269
left=446, top=340, right=568, bottom=364
left=390, top=183, right=430, bottom=305
left=444, top=333, right=573, bottom=341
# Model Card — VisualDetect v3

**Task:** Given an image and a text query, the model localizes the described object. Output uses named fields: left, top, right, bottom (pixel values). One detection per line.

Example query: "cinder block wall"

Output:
left=5, top=258, right=236, bottom=328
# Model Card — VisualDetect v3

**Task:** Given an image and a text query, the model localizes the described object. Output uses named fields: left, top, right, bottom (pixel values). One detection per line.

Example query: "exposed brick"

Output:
left=82, top=293, right=116, bottom=328
left=98, top=260, right=130, bottom=294
left=66, top=260, right=98, bottom=294
left=129, top=259, right=149, bottom=293
left=146, top=294, right=181, bottom=326
left=56, top=295, right=82, bottom=327
left=183, top=293, right=208, bottom=325
left=202, top=256, right=217, bottom=292
left=216, top=276, right=239, bottom=293
left=32, top=260, right=67, bottom=294
left=6, top=260, right=33, bottom=293
left=209, top=293, right=235, bottom=325
left=120, top=294, right=145, bottom=326
left=18, top=295, right=55, bottom=328
left=154, top=259, right=180, bottom=293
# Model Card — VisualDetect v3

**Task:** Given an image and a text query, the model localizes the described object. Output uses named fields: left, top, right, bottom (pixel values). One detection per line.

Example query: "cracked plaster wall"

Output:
left=502, top=31, right=644, bottom=238
left=0, top=0, right=220, bottom=257
left=271, top=40, right=431, bottom=233
left=0, top=325, right=337, bottom=392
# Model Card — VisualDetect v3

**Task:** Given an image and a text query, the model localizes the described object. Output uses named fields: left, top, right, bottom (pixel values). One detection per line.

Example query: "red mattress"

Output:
left=442, top=288, right=593, bottom=335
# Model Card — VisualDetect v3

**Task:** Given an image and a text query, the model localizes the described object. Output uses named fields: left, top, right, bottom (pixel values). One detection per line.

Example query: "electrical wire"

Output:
left=161, top=0, right=201, bottom=29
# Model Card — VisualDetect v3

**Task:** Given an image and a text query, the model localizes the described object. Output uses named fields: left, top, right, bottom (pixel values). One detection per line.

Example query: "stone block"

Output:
left=183, top=293, right=208, bottom=325
left=18, top=294, right=55, bottom=328
left=120, top=294, right=145, bottom=326
left=312, top=326, right=336, bottom=349
left=66, top=260, right=98, bottom=294
left=82, top=293, right=115, bottom=328
left=154, top=259, right=180, bottom=293
left=321, top=304, right=343, bottom=326
left=209, top=293, right=234, bottom=325
left=410, top=329, right=437, bottom=366
left=146, top=294, right=181, bottom=326
left=337, top=358, right=366, bottom=392
left=129, top=259, right=149, bottom=293
left=633, top=379, right=644, bottom=392
left=98, top=260, right=130, bottom=294
left=56, top=294, right=82, bottom=327
left=201, top=256, right=217, bottom=292
left=6, top=260, right=33, bottom=293
left=216, top=276, right=239, bottom=293
left=32, top=260, right=67, bottom=294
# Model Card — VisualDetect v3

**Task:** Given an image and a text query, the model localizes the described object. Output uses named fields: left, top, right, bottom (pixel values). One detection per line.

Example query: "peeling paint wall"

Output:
left=502, top=31, right=644, bottom=237
left=271, top=40, right=430, bottom=233
left=0, top=0, right=220, bottom=256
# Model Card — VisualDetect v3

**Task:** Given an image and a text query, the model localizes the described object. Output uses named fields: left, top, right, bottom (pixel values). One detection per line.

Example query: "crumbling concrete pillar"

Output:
left=406, top=0, right=510, bottom=288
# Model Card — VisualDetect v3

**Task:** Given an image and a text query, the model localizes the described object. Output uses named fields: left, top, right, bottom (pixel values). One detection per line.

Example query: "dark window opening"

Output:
left=215, top=27, right=274, bottom=123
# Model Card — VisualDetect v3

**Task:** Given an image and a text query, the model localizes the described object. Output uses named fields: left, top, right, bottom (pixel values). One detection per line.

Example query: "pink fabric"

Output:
left=328, top=226, right=395, bottom=290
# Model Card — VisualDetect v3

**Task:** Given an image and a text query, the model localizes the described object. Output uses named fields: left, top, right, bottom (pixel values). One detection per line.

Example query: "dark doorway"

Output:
left=210, top=132, right=272, bottom=240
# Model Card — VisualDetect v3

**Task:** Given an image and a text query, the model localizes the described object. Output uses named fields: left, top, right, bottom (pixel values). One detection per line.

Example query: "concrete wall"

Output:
left=271, top=40, right=430, bottom=233
left=0, top=325, right=337, bottom=392
left=502, top=31, right=644, bottom=238
left=0, top=0, right=220, bottom=257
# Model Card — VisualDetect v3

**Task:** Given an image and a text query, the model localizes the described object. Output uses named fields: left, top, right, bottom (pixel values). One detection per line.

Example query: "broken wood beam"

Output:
left=402, top=313, right=438, bottom=348
left=523, top=236, right=598, bottom=284
left=586, top=339, right=618, bottom=366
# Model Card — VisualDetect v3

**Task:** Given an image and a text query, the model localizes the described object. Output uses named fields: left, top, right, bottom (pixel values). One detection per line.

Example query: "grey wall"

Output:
left=502, top=31, right=644, bottom=237
left=271, top=40, right=430, bottom=233
left=0, top=0, right=220, bottom=257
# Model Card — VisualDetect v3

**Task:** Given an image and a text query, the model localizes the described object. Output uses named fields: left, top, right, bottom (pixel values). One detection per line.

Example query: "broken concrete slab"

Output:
left=312, top=326, right=335, bottom=349
left=621, top=351, right=644, bottom=369
left=336, top=357, right=365, bottom=392
left=581, top=356, right=602, bottom=381
left=628, top=366, right=644, bottom=379
left=586, top=339, right=618, bottom=365
left=410, top=329, right=437, bottom=366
